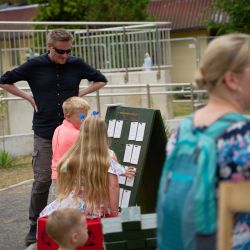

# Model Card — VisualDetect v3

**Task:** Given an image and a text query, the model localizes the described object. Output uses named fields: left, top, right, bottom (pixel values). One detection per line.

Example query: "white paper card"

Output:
left=121, top=189, right=131, bottom=208
left=136, top=122, right=146, bottom=141
left=128, top=122, right=138, bottom=141
left=123, top=144, right=133, bottom=163
left=125, top=176, right=135, bottom=187
left=119, top=188, right=124, bottom=207
left=130, top=145, right=141, bottom=165
left=107, top=120, right=116, bottom=137
left=119, top=175, right=126, bottom=185
left=113, top=120, right=123, bottom=138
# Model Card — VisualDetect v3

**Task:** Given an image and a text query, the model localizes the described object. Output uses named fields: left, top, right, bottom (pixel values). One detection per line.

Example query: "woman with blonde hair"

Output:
left=40, top=116, right=122, bottom=218
left=157, top=33, right=250, bottom=250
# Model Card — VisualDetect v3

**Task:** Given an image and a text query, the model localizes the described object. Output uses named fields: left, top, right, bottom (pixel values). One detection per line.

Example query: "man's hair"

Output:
left=47, top=29, right=73, bottom=45
left=62, top=97, right=90, bottom=116
left=46, top=208, right=84, bottom=247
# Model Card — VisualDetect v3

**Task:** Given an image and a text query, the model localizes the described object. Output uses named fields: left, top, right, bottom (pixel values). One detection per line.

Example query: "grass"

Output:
left=173, top=101, right=193, bottom=117
left=0, top=155, right=33, bottom=189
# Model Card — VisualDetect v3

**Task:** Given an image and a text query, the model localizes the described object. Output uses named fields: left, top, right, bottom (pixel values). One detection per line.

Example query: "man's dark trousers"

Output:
left=29, top=134, right=52, bottom=225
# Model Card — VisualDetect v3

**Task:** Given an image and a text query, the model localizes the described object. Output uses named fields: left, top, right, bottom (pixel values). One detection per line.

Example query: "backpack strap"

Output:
left=178, top=115, right=193, bottom=138
left=179, top=113, right=248, bottom=139
left=205, top=113, right=248, bottom=138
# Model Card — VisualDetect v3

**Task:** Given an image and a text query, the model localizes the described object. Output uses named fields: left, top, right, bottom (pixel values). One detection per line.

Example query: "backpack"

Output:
left=157, top=113, right=248, bottom=250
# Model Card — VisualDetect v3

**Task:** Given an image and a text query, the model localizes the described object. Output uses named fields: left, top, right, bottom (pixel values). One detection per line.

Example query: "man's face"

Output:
left=48, top=40, right=72, bottom=64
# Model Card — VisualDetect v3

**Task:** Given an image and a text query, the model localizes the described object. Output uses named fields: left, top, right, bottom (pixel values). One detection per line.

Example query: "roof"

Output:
left=147, top=0, right=227, bottom=32
left=0, top=1, right=227, bottom=32
left=0, top=4, right=38, bottom=30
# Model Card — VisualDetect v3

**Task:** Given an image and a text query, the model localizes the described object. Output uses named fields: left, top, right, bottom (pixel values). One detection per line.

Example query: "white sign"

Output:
left=113, top=120, right=123, bottom=138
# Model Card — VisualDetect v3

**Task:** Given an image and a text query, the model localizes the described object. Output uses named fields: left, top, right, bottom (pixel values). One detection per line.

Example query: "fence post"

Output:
left=123, top=26, right=129, bottom=83
left=190, top=83, right=195, bottom=112
left=0, top=95, right=6, bottom=151
left=146, top=84, right=151, bottom=108
left=155, top=26, right=161, bottom=80
left=0, top=48, right=3, bottom=76
left=96, top=90, right=101, bottom=114
left=86, top=26, right=91, bottom=65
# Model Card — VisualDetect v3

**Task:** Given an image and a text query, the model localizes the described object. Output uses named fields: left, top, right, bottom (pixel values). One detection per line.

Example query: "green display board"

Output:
left=105, top=105, right=167, bottom=213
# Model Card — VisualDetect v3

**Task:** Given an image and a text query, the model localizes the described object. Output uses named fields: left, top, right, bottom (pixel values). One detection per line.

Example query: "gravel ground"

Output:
left=0, top=181, right=54, bottom=250
left=0, top=182, right=32, bottom=250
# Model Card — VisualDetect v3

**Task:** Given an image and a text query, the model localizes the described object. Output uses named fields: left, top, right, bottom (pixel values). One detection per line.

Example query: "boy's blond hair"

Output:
left=62, top=97, right=90, bottom=116
left=46, top=208, right=86, bottom=248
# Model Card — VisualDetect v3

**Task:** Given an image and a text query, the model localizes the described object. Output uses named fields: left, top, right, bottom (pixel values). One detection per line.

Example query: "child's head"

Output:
left=63, top=97, right=90, bottom=129
left=46, top=208, right=88, bottom=249
left=57, top=116, right=110, bottom=213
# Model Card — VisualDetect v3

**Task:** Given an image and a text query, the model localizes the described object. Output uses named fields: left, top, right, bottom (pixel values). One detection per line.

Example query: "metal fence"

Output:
left=0, top=82, right=208, bottom=156
left=0, top=82, right=207, bottom=131
left=0, top=21, right=171, bottom=75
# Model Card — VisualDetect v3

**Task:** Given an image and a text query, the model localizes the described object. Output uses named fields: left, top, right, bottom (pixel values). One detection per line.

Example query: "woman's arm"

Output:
left=108, top=172, right=120, bottom=217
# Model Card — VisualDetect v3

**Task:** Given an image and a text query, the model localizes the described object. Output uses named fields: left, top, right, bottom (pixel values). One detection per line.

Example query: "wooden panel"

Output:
left=217, top=181, right=250, bottom=250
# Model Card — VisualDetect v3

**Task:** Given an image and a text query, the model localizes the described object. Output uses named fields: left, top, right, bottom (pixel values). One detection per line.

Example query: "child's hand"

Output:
left=124, top=166, right=136, bottom=178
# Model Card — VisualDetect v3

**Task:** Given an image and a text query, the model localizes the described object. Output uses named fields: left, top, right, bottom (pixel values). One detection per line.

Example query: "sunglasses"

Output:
left=53, top=47, right=71, bottom=55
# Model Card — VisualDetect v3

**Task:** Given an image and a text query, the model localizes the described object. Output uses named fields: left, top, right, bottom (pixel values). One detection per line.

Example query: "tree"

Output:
left=28, top=0, right=153, bottom=25
left=208, top=0, right=250, bottom=35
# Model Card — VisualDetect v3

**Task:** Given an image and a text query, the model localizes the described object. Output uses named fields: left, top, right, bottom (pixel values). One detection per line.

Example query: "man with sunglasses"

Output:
left=0, top=29, right=107, bottom=246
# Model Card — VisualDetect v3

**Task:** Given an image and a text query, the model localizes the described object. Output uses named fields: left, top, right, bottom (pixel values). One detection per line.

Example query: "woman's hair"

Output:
left=46, top=208, right=84, bottom=248
left=47, top=29, right=73, bottom=45
left=195, top=33, right=250, bottom=91
left=57, top=116, right=110, bottom=212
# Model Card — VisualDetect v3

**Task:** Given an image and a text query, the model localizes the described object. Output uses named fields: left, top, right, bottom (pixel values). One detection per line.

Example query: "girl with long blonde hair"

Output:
left=41, top=116, right=121, bottom=217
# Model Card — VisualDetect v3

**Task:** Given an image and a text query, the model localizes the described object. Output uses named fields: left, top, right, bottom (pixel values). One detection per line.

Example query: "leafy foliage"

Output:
left=208, top=0, right=250, bottom=35
left=27, top=0, right=153, bottom=28
left=0, top=151, right=17, bottom=169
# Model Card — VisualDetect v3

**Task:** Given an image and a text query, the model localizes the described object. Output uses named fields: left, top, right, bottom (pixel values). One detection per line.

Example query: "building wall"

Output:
left=169, top=30, right=209, bottom=83
left=0, top=37, right=36, bottom=73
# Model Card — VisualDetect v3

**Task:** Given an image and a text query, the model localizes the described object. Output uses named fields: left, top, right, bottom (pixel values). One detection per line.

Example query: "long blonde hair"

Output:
left=57, top=116, right=110, bottom=211
left=195, top=33, right=250, bottom=91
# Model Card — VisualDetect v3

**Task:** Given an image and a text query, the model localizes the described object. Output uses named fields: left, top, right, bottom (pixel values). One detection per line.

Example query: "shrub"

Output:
left=0, top=151, right=17, bottom=169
